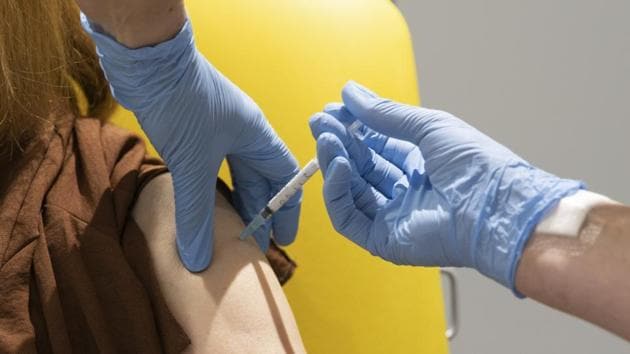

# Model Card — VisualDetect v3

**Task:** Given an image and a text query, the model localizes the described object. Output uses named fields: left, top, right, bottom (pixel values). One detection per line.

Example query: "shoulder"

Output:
left=129, top=174, right=306, bottom=352
left=131, top=173, right=175, bottom=239
left=131, top=173, right=257, bottom=262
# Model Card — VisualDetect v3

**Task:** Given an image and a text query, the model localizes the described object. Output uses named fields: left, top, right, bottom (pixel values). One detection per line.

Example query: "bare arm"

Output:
left=516, top=198, right=630, bottom=340
left=75, top=0, right=185, bottom=48
left=131, top=174, right=306, bottom=353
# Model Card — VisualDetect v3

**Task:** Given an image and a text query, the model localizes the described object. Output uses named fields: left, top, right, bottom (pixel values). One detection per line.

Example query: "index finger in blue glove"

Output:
left=323, top=103, right=421, bottom=177
left=342, top=81, right=455, bottom=148
left=271, top=195, right=301, bottom=246
left=322, top=155, right=373, bottom=250
left=232, top=122, right=302, bottom=247
left=228, top=155, right=273, bottom=251
left=266, top=152, right=301, bottom=246
left=230, top=156, right=292, bottom=249
left=309, top=112, right=403, bottom=199
left=317, top=132, right=387, bottom=219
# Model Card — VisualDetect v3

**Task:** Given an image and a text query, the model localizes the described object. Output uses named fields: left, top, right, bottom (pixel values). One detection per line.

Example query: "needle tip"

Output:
left=239, top=214, right=266, bottom=240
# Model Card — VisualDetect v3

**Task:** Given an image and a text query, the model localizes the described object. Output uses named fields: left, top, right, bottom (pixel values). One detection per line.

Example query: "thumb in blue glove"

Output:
left=311, top=81, right=583, bottom=291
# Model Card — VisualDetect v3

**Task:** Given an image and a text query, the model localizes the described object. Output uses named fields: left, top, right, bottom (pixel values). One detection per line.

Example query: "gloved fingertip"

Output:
left=342, top=81, right=382, bottom=122
left=174, top=213, right=215, bottom=273
left=253, top=222, right=272, bottom=253
left=308, top=112, right=327, bottom=138
left=322, top=156, right=356, bottom=231
left=323, top=102, right=344, bottom=113
left=324, top=103, right=357, bottom=127
left=176, top=241, right=212, bottom=273
left=342, top=82, right=425, bottom=145
left=308, top=112, right=323, bottom=125
left=316, top=133, right=349, bottom=176
left=273, top=228, right=298, bottom=247
left=317, top=131, right=345, bottom=149
left=272, top=204, right=301, bottom=246
left=311, top=113, right=355, bottom=147
left=326, top=156, right=352, bottom=181
left=344, top=81, right=379, bottom=99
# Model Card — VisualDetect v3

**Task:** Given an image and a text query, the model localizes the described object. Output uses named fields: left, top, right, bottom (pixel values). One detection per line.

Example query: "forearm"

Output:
left=77, top=0, right=186, bottom=48
left=516, top=201, right=630, bottom=340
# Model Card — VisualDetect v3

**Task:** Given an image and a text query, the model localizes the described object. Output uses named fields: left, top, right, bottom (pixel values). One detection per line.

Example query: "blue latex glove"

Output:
left=82, top=17, right=301, bottom=272
left=310, top=81, right=583, bottom=290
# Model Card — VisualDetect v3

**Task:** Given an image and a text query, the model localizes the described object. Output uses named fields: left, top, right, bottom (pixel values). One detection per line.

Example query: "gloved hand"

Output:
left=310, top=81, right=583, bottom=290
left=82, top=17, right=301, bottom=272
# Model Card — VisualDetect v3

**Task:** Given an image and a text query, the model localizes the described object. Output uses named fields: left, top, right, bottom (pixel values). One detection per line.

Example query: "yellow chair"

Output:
left=111, top=1, right=448, bottom=353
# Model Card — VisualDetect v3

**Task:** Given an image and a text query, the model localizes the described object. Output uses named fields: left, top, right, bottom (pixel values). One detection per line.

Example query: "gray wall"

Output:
left=397, top=1, right=630, bottom=353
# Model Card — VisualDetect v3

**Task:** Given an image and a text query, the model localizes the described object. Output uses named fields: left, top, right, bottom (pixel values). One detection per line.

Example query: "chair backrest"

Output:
left=110, top=1, right=448, bottom=352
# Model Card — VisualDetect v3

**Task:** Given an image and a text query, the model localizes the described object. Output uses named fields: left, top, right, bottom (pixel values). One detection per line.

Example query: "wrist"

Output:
left=513, top=190, right=617, bottom=296
left=114, top=13, right=187, bottom=48
left=83, top=3, right=186, bottom=48
left=82, top=14, right=196, bottom=114
left=515, top=204, right=630, bottom=339
left=534, top=190, right=618, bottom=238
left=475, top=165, right=584, bottom=291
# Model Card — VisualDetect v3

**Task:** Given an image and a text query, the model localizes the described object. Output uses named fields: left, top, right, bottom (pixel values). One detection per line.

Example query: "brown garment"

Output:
left=0, top=116, right=298, bottom=353
left=0, top=117, right=188, bottom=353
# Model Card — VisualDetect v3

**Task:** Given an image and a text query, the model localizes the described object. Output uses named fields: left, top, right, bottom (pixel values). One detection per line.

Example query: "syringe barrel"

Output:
left=267, top=158, right=320, bottom=212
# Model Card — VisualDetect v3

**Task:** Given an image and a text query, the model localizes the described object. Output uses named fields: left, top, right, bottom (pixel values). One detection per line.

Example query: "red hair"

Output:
left=0, top=0, right=114, bottom=159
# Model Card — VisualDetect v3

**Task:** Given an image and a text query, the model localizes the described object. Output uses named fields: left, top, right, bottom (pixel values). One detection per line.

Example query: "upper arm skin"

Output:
left=131, top=174, right=306, bottom=354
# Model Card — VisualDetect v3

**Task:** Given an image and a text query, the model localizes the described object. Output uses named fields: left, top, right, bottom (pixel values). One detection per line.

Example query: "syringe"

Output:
left=239, top=120, right=363, bottom=240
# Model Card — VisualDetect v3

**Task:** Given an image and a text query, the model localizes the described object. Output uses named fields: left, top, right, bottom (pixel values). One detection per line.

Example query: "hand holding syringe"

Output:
left=239, top=121, right=363, bottom=240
